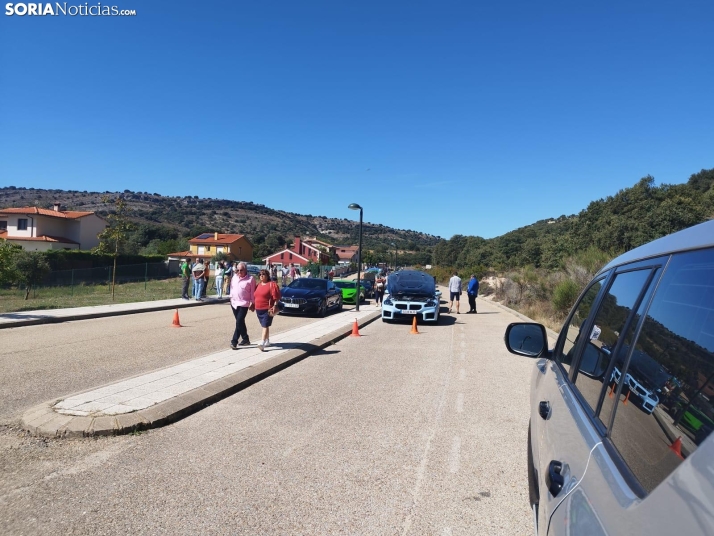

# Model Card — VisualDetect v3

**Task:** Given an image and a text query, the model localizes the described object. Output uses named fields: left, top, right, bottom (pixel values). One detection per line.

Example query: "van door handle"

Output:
left=546, top=460, right=565, bottom=497
left=539, top=401, right=550, bottom=420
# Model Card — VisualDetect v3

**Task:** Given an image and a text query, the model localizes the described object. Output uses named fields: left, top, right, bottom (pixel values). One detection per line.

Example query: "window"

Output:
left=573, top=269, right=653, bottom=416
left=198, top=246, right=205, bottom=255
left=610, top=249, right=714, bottom=493
left=206, top=245, right=211, bottom=252
left=555, top=279, right=605, bottom=374
left=17, top=218, right=28, bottom=231
left=0, top=221, right=7, bottom=230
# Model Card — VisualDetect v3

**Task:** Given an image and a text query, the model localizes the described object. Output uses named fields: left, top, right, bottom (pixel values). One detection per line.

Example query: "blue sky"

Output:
left=1, top=1, right=712, bottom=240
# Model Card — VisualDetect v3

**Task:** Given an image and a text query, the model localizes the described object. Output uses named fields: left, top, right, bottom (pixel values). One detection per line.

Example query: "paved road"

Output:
left=0, top=298, right=535, bottom=535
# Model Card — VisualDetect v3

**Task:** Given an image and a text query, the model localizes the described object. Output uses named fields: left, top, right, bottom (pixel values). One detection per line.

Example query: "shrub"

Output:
left=552, top=279, right=580, bottom=314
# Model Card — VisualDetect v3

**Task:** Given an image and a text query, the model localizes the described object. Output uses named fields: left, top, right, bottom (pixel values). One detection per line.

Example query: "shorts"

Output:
left=450, top=292, right=460, bottom=301
left=256, top=309, right=274, bottom=328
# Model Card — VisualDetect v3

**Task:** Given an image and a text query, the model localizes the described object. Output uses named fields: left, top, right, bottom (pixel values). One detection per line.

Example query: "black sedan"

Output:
left=278, top=278, right=343, bottom=317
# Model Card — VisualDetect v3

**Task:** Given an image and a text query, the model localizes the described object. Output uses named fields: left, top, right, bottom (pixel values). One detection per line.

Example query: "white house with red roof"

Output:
left=0, top=203, right=106, bottom=251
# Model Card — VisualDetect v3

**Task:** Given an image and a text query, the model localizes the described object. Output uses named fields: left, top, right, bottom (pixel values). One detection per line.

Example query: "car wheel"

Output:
left=338, top=297, right=343, bottom=311
left=317, top=299, right=327, bottom=318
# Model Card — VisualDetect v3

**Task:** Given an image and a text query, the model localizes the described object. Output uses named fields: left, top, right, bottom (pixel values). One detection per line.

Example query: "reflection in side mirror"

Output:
left=505, top=323, right=547, bottom=358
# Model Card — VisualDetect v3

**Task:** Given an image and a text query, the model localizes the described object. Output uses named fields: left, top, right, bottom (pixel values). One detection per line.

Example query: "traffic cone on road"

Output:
left=350, top=318, right=361, bottom=337
left=410, top=316, right=420, bottom=334
left=171, top=309, right=183, bottom=328
left=608, top=382, right=616, bottom=398
left=669, top=436, right=684, bottom=459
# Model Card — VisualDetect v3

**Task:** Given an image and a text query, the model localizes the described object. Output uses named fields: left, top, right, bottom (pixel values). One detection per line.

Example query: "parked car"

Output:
left=278, top=278, right=343, bottom=317
left=360, top=279, right=374, bottom=298
left=504, top=220, right=714, bottom=535
left=333, top=279, right=365, bottom=304
left=381, top=269, right=440, bottom=323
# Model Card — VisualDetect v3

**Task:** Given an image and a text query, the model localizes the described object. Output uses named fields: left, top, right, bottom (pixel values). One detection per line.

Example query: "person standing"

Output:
left=271, top=264, right=278, bottom=282
left=192, top=258, right=206, bottom=301
left=281, top=265, right=289, bottom=286
left=254, top=269, right=281, bottom=351
left=223, top=261, right=233, bottom=296
left=214, top=261, right=225, bottom=298
left=466, top=274, right=479, bottom=313
left=201, top=262, right=210, bottom=298
left=289, top=263, right=297, bottom=282
left=229, top=262, right=256, bottom=349
left=448, top=270, right=462, bottom=314
left=180, top=258, right=191, bottom=299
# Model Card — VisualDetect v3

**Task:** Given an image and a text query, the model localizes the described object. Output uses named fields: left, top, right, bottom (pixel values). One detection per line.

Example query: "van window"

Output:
left=555, top=279, right=605, bottom=374
left=573, top=269, right=653, bottom=417
left=610, top=248, right=714, bottom=494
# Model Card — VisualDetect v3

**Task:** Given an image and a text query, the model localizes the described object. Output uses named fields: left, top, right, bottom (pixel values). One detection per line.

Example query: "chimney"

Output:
left=294, top=236, right=301, bottom=254
left=214, top=232, right=218, bottom=240
left=53, top=202, right=61, bottom=212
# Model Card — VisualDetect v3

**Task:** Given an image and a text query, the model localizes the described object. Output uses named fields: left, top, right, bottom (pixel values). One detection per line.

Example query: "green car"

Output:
left=333, top=279, right=365, bottom=304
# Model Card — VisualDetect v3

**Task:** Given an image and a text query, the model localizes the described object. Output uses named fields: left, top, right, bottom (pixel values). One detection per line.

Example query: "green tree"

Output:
left=93, top=197, right=135, bottom=300
left=14, top=250, right=51, bottom=300
left=0, top=240, right=21, bottom=285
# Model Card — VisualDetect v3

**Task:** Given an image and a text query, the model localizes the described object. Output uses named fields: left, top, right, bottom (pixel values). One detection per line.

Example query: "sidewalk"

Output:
left=0, top=296, right=225, bottom=329
left=15, top=298, right=382, bottom=438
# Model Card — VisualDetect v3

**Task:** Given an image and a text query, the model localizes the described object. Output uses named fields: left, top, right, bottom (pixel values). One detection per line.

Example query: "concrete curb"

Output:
left=21, top=311, right=382, bottom=438
left=0, top=298, right=228, bottom=330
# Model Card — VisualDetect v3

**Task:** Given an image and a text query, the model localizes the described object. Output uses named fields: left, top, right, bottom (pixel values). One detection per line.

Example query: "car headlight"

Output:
left=384, top=298, right=393, bottom=306
left=425, top=300, right=436, bottom=307
left=307, top=297, right=321, bottom=302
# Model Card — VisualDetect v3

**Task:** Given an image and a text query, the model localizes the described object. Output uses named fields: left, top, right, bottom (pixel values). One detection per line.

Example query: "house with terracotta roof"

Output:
left=334, top=245, right=360, bottom=265
left=166, top=232, right=253, bottom=263
left=262, top=236, right=332, bottom=268
left=0, top=203, right=106, bottom=251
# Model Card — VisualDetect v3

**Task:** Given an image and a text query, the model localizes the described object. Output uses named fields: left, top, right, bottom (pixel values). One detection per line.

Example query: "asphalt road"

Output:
left=0, top=298, right=534, bottom=535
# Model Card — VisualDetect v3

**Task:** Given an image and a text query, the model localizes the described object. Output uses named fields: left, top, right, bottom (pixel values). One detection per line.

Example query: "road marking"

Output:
left=449, top=436, right=461, bottom=473
left=456, top=393, right=464, bottom=413
left=459, top=368, right=465, bottom=380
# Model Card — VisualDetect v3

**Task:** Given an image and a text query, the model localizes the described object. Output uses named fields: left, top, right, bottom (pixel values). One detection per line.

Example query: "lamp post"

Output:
left=348, top=203, right=363, bottom=312
left=390, top=242, right=397, bottom=271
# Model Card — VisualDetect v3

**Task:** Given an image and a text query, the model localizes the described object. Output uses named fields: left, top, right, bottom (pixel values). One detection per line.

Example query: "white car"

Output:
left=381, top=270, right=440, bottom=323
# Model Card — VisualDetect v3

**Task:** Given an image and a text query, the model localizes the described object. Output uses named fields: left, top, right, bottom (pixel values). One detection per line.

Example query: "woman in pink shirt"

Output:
left=229, top=262, right=256, bottom=349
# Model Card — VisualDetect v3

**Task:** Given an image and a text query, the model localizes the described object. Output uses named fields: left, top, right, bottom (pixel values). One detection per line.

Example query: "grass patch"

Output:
left=0, top=278, right=185, bottom=314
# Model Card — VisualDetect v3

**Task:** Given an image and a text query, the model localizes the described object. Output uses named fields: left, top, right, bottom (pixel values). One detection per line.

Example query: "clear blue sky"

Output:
left=1, top=1, right=712, bottom=240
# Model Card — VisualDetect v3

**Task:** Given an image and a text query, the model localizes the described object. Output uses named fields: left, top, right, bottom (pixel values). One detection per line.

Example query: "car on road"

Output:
left=333, top=279, right=365, bottom=304
left=381, top=269, right=440, bottom=323
left=504, top=220, right=714, bottom=535
left=278, top=277, right=343, bottom=317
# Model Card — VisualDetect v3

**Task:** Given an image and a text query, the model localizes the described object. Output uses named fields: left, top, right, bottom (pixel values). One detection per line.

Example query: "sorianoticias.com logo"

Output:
left=5, top=3, right=137, bottom=16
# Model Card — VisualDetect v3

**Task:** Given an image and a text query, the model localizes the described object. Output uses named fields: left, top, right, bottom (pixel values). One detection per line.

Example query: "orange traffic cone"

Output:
left=669, top=436, right=684, bottom=459
left=171, top=309, right=182, bottom=328
left=410, top=316, right=420, bottom=334
left=608, top=382, right=616, bottom=398
left=622, top=390, right=630, bottom=405
left=350, top=318, right=361, bottom=337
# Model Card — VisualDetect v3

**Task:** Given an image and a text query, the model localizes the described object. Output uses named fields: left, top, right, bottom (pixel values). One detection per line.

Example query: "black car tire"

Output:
left=317, top=299, right=327, bottom=318
left=337, top=297, right=343, bottom=311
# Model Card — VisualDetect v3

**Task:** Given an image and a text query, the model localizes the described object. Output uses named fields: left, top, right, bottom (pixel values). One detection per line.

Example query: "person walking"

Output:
left=214, top=261, right=225, bottom=298
left=192, top=258, right=206, bottom=301
left=229, top=262, right=256, bottom=349
left=466, top=274, right=479, bottom=313
left=180, top=258, right=191, bottom=299
left=448, top=270, right=462, bottom=314
left=201, top=262, right=210, bottom=298
left=254, top=269, right=281, bottom=351
left=374, top=271, right=386, bottom=307
left=223, top=261, right=233, bottom=296
left=281, top=265, right=289, bottom=286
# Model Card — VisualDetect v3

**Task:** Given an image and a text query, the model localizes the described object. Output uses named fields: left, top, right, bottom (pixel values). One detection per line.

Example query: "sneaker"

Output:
left=238, top=340, right=250, bottom=346
left=257, top=342, right=265, bottom=352
left=230, top=342, right=238, bottom=350
left=264, top=340, right=271, bottom=348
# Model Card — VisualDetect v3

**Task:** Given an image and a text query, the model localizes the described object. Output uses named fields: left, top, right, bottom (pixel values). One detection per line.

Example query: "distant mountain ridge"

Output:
left=0, top=187, right=441, bottom=257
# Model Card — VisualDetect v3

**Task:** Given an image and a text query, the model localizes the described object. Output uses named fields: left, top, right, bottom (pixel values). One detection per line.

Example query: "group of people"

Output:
left=180, top=258, right=282, bottom=352
left=448, top=271, right=479, bottom=314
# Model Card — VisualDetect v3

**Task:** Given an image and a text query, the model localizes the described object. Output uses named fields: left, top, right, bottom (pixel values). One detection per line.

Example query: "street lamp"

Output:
left=390, top=242, right=397, bottom=271
left=348, top=203, right=363, bottom=312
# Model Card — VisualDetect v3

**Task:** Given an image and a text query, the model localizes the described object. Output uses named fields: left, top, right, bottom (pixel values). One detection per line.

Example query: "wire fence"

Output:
left=41, top=262, right=173, bottom=288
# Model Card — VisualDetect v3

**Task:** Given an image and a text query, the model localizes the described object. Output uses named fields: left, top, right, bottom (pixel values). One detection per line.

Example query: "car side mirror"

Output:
left=504, top=323, right=548, bottom=358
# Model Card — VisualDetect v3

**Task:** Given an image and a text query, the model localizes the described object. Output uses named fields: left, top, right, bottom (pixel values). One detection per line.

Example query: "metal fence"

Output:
left=41, top=262, right=173, bottom=288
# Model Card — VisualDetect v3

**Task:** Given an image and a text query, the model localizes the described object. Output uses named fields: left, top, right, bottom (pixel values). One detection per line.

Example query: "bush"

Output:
left=552, top=279, right=580, bottom=314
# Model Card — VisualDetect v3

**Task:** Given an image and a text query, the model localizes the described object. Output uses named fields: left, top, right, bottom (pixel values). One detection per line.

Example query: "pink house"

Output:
left=262, top=236, right=331, bottom=268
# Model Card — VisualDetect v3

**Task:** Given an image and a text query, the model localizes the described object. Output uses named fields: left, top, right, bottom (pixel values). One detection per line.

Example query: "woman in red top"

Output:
left=254, top=269, right=281, bottom=351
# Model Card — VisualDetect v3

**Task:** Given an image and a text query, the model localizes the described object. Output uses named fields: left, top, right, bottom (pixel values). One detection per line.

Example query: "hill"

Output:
left=0, top=187, right=440, bottom=262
